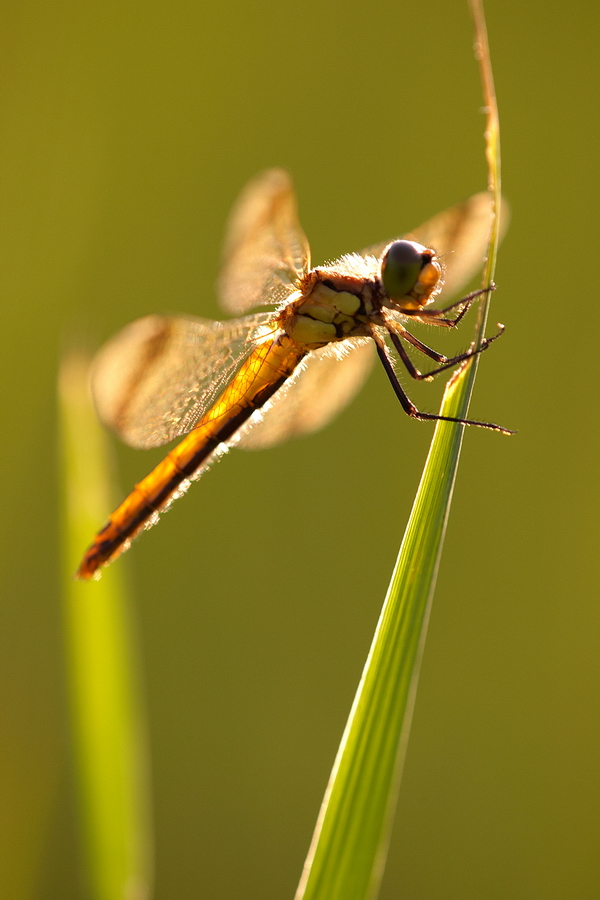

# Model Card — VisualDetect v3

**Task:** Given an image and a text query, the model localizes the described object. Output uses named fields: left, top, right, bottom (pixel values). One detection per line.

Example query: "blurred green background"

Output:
left=2, top=0, right=599, bottom=897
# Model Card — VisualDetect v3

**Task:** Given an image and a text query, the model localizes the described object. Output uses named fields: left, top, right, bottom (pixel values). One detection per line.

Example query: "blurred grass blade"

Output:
left=58, top=350, right=153, bottom=900
left=295, top=3, right=502, bottom=899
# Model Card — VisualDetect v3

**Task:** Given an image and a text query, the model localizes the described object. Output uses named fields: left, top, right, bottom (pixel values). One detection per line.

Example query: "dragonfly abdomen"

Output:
left=76, top=434, right=221, bottom=580
left=76, top=335, right=305, bottom=579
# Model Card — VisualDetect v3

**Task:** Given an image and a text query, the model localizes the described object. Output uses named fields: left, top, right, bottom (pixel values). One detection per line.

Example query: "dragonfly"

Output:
left=77, top=168, right=509, bottom=580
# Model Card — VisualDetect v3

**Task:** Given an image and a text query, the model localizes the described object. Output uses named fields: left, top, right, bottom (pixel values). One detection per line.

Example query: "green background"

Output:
left=2, top=0, right=599, bottom=897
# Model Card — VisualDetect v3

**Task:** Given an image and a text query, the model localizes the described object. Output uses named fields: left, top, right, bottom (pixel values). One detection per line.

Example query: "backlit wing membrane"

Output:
left=236, top=338, right=374, bottom=450
left=91, top=312, right=277, bottom=449
left=218, top=168, right=311, bottom=315
left=359, top=193, right=507, bottom=301
left=93, top=192, right=503, bottom=453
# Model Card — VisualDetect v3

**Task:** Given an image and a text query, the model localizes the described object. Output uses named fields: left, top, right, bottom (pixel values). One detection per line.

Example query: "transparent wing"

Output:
left=218, top=168, right=311, bottom=315
left=235, top=338, right=375, bottom=451
left=359, top=192, right=508, bottom=300
left=91, top=312, right=277, bottom=449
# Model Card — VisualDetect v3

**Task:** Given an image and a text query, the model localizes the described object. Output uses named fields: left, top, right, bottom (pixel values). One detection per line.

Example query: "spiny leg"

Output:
left=372, top=332, right=513, bottom=435
left=398, top=329, right=446, bottom=363
left=387, top=323, right=505, bottom=382
left=401, top=284, right=495, bottom=328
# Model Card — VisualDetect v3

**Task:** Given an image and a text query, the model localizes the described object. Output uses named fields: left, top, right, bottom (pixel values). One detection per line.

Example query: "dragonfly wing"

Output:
left=218, top=168, right=311, bottom=315
left=235, top=338, right=375, bottom=450
left=91, top=312, right=277, bottom=449
left=358, top=193, right=508, bottom=300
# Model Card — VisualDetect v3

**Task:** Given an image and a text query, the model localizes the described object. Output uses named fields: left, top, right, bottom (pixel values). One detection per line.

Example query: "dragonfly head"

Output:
left=379, top=240, right=443, bottom=311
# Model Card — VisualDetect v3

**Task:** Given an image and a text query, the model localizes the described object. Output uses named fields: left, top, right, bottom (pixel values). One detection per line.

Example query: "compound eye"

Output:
left=380, top=240, right=428, bottom=300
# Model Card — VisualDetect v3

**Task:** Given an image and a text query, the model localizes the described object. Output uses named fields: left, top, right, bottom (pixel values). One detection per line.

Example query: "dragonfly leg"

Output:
left=401, top=284, right=495, bottom=328
left=387, top=324, right=505, bottom=382
left=372, top=332, right=513, bottom=434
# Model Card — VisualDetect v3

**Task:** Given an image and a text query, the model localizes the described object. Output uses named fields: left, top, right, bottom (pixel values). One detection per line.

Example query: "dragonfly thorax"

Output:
left=281, top=270, right=376, bottom=350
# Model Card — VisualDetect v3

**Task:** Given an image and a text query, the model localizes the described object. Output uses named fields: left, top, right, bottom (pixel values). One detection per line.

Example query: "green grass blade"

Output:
left=58, top=350, right=153, bottom=900
left=295, top=4, right=502, bottom=899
